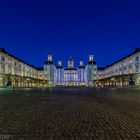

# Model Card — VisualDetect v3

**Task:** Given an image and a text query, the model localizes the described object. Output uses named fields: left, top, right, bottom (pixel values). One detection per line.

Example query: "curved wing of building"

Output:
left=95, top=48, right=140, bottom=87
left=0, top=48, right=48, bottom=88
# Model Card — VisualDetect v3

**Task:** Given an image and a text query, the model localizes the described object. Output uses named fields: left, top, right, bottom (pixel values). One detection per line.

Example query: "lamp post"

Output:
left=111, top=77, right=115, bottom=87
left=6, top=73, right=16, bottom=94
left=12, top=74, right=18, bottom=94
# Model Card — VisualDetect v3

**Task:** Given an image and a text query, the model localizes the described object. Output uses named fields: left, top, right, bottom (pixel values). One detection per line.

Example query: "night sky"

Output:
left=0, top=0, right=140, bottom=68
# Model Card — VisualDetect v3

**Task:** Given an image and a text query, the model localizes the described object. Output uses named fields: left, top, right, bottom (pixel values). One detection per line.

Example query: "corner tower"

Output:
left=56, top=60, right=64, bottom=86
left=68, top=57, right=74, bottom=69
left=44, top=53, right=55, bottom=87
left=86, top=53, right=97, bottom=86
left=78, top=60, right=86, bottom=86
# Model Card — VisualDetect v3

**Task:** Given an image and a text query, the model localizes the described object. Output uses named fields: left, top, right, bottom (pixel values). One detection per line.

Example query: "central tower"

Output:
left=68, top=57, right=74, bottom=69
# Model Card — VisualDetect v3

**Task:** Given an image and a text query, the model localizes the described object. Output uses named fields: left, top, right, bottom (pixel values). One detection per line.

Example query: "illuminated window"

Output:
left=129, top=65, right=133, bottom=74
left=9, top=60, right=11, bottom=64
left=8, top=69, right=11, bottom=73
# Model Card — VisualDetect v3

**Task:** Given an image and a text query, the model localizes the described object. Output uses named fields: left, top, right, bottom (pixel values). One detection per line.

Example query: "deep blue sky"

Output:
left=0, top=0, right=140, bottom=67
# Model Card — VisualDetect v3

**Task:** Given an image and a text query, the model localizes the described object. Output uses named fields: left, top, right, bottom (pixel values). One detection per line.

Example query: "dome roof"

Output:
left=88, top=61, right=97, bottom=65
left=44, top=61, right=53, bottom=65
left=79, top=66, right=85, bottom=69
left=64, top=68, right=77, bottom=70
left=56, top=65, right=63, bottom=69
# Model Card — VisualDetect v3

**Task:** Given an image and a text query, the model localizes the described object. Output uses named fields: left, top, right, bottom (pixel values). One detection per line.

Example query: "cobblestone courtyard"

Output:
left=0, top=87, right=140, bottom=140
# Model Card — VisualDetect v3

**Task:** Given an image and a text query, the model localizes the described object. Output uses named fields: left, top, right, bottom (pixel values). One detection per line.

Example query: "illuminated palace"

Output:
left=0, top=48, right=140, bottom=87
left=44, top=48, right=140, bottom=87
left=44, top=54, right=97, bottom=87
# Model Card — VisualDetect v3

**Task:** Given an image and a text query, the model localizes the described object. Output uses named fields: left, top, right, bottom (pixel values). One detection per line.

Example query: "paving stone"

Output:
left=0, top=88, right=140, bottom=139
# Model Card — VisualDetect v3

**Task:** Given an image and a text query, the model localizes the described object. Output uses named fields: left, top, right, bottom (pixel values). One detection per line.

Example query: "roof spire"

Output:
left=48, top=53, right=52, bottom=61
left=68, top=57, right=74, bottom=68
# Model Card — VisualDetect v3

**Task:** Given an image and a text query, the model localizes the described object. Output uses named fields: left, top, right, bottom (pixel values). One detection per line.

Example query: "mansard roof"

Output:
left=0, top=48, right=38, bottom=69
left=64, top=68, right=77, bottom=70
left=88, top=61, right=97, bottom=65
left=97, top=67, right=105, bottom=70
left=79, top=66, right=85, bottom=69
left=56, top=65, right=63, bottom=69
left=44, top=61, right=53, bottom=65
left=106, top=48, right=140, bottom=68
left=36, top=67, right=44, bottom=71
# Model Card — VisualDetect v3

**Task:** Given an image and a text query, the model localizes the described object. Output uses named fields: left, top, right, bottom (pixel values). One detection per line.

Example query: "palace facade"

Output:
left=0, top=48, right=140, bottom=88
left=44, top=54, right=97, bottom=87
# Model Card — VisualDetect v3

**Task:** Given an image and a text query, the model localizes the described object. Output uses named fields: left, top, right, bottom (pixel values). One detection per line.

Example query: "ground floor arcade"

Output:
left=94, top=74, right=140, bottom=87
left=0, top=74, right=48, bottom=88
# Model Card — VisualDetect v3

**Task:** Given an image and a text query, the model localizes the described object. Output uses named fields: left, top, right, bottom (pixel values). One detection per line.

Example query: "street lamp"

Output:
left=111, top=77, right=115, bottom=87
